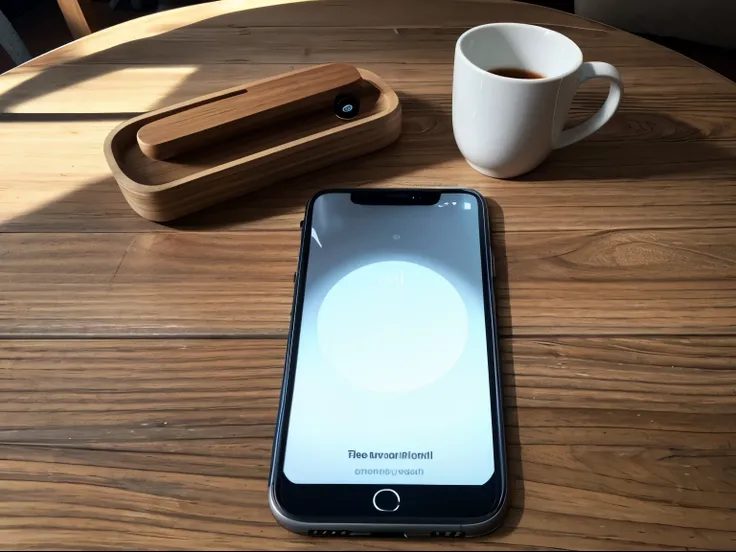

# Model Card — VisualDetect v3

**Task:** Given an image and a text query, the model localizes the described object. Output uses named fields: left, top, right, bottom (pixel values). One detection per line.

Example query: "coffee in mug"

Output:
left=487, top=68, right=544, bottom=79
left=453, top=23, right=623, bottom=178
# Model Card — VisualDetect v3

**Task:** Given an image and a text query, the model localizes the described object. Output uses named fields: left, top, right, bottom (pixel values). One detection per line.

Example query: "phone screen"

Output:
left=283, top=191, right=494, bottom=486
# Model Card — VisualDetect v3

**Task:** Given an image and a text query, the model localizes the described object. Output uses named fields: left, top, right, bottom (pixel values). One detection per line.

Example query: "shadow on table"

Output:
left=517, top=93, right=732, bottom=182
left=1, top=109, right=728, bottom=232
left=486, top=197, right=527, bottom=537
left=168, top=93, right=456, bottom=231
left=0, top=2, right=470, bottom=231
left=0, top=0, right=732, bottom=232
left=0, top=92, right=458, bottom=232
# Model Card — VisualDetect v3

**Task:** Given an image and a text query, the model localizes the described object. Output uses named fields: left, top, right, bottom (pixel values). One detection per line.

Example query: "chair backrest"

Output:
left=0, top=9, right=31, bottom=67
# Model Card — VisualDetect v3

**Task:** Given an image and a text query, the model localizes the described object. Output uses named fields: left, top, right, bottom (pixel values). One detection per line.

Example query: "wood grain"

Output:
left=0, top=338, right=734, bottom=550
left=1, top=229, right=736, bottom=337
left=0, top=0, right=734, bottom=549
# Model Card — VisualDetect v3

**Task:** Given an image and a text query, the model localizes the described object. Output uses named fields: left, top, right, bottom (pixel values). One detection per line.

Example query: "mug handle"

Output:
left=554, top=61, right=623, bottom=149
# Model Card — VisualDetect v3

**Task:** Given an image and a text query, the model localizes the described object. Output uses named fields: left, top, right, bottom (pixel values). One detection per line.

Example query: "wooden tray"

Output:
left=103, top=64, right=401, bottom=221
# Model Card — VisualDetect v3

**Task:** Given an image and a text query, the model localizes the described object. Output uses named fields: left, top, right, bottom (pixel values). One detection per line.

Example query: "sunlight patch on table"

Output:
left=0, top=119, right=122, bottom=223
left=0, top=172, right=121, bottom=224
left=2, top=66, right=198, bottom=114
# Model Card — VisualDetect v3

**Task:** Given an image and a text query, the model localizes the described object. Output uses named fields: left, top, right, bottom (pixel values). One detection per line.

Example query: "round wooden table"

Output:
left=1, top=0, right=735, bottom=549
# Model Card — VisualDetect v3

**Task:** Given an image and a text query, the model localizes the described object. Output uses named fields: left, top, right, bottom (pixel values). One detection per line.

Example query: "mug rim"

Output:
left=456, top=22, right=584, bottom=83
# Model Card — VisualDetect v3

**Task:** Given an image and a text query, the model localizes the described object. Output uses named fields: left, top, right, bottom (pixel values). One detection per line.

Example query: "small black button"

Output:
left=334, top=93, right=360, bottom=120
left=299, top=219, right=304, bottom=228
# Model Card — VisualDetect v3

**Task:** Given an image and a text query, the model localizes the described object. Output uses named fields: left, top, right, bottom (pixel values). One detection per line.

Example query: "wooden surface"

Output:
left=0, top=0, right=734, bottom=549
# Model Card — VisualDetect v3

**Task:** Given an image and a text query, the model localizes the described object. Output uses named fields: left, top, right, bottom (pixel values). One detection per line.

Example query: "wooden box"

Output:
left=104, top=64, right=402, bottom=221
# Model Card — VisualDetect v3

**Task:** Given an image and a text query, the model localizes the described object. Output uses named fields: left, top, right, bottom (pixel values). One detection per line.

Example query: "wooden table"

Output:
left=1, top=0, right=734, bottom=549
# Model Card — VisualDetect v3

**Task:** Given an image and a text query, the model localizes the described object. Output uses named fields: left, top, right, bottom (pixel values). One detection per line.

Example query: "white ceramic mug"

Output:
left=452, top=23, right=623, bottom=178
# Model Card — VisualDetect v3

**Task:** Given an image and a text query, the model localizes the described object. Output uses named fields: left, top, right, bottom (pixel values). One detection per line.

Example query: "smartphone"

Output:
left=269, top=189, right=507, bottom=538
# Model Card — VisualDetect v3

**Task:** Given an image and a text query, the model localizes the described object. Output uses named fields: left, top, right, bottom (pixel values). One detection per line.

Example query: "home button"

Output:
left=372, top=489, right=400, bottom=512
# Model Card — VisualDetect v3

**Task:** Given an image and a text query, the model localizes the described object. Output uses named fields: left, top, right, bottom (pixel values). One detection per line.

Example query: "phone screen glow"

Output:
left=284, top=192, right=494, bottom=486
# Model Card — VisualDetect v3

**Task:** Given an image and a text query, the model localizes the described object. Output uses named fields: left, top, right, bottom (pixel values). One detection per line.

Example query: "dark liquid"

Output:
left=488, top=67, right=544, bottom=79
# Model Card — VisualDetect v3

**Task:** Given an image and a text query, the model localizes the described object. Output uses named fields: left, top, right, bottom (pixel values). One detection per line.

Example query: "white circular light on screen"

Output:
left=317, top=261, right=468, bottom=393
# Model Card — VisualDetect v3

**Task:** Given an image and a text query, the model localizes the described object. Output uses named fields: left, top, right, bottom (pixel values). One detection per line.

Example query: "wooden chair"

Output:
left=57, top=0, right=92, bottom=39
left=56, top=1, right=176, bottom=38
left=0, top=8, right=31, bottom=66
